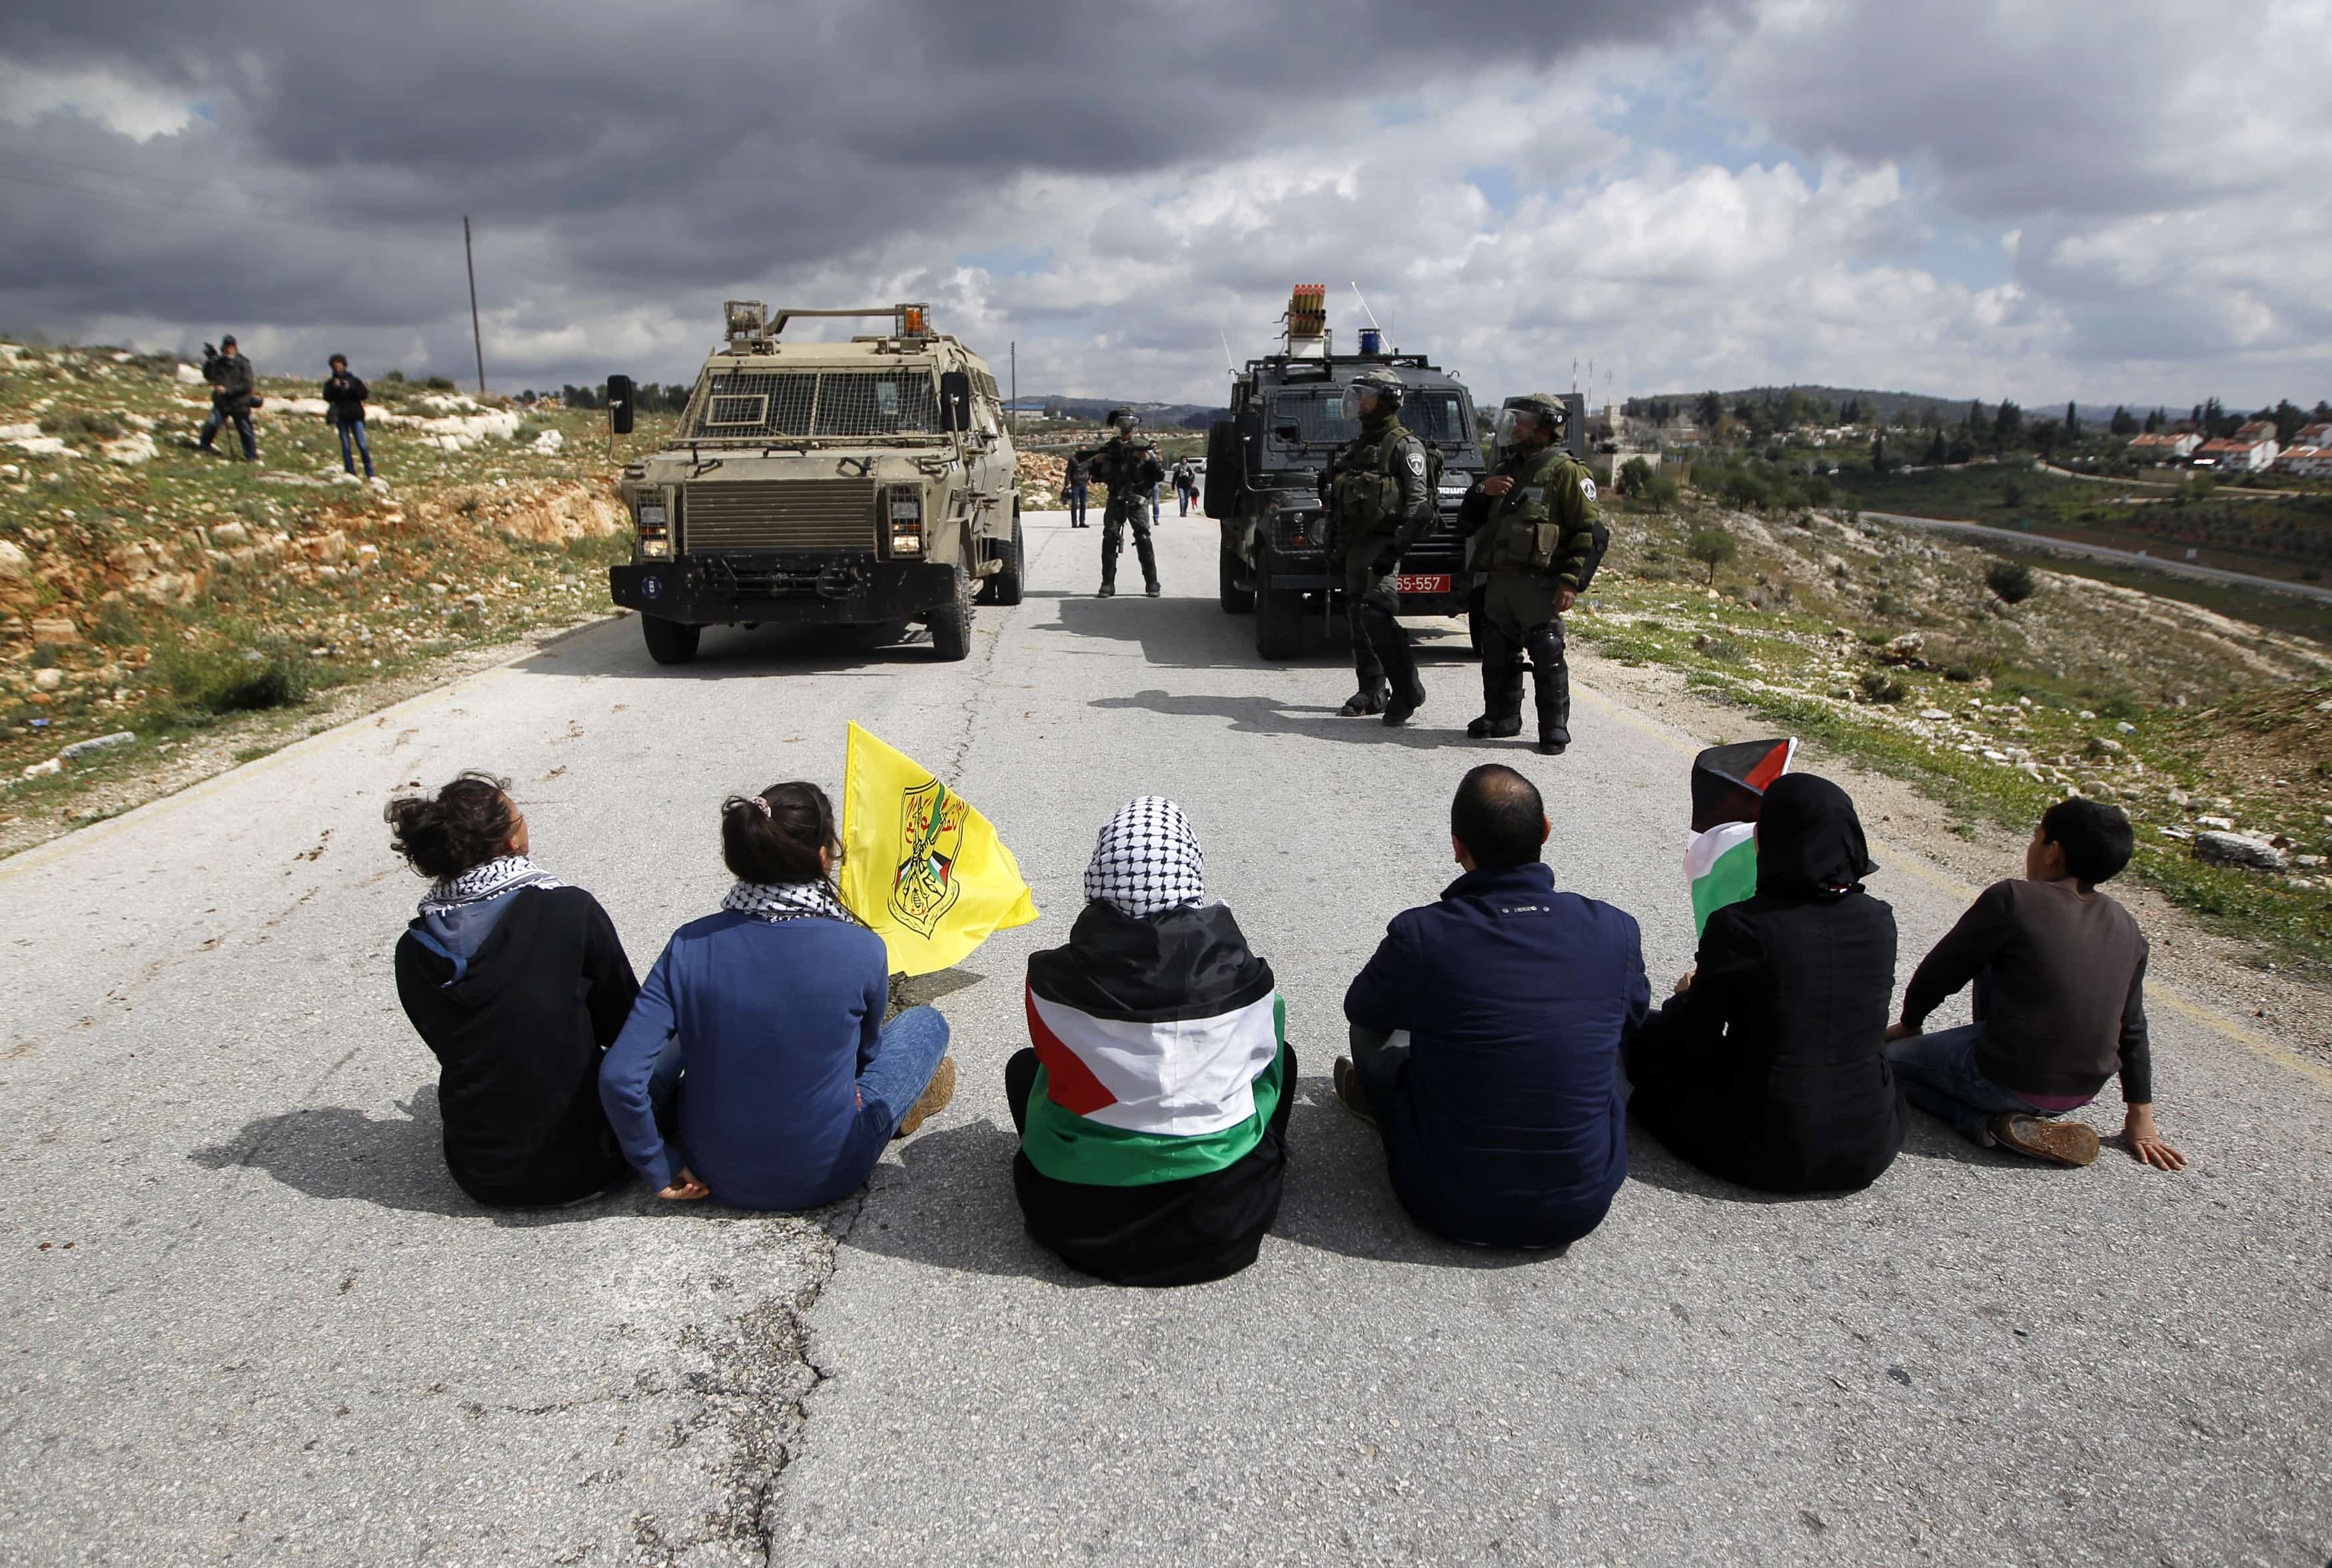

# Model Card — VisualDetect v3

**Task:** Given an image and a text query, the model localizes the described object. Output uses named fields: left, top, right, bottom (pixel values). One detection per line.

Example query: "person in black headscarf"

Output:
left=1626, top=773, right=1905, bottom=1194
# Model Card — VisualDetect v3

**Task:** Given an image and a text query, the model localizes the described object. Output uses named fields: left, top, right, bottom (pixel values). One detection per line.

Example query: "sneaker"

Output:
left=894, top=1056, right=957, bottom=1139
left=1145, top=582, right=1161, bottom=598
left=1097, top=582, right=1115, bottom=597
left=1987, top=1112, right=2099, bottom=1167
left=1333, top=1056, right=1377, bottom=1128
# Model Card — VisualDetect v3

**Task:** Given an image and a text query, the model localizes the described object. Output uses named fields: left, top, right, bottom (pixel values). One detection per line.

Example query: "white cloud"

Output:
left=0, top=62, right=197, bottom=139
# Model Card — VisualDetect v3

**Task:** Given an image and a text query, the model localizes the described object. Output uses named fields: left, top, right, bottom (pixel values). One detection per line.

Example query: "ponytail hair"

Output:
left=384, top=771, right=519, bottom=879
left=722, top=781, right=839, bottom=885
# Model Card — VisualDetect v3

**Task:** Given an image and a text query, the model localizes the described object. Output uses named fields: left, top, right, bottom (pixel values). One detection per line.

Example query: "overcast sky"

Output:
left=3, top=1, right=2327, bottom=412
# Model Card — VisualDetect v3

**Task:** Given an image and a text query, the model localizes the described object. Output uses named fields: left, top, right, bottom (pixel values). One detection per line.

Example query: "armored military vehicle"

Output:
left=1205, top=286, right=1582, bottom=660
left=608, top=302, right=1022, bottom=664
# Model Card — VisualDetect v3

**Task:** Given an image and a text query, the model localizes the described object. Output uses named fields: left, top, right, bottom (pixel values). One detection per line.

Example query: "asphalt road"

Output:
left=3, top=511, right=2327, bottom=1567
left=1865, top=509, right=2332, bottom=604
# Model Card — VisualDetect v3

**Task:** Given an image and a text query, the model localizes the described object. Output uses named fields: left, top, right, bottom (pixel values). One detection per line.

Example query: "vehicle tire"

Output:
left=1219, top=526, right=1254, bottom=615
left=985, top=510, right=1025, bottom=607
left=927, top=560, right=974, bottom=661
left=1253, top=546, right=1305, bottom=661
left=640, top=615, right=700, bottom=665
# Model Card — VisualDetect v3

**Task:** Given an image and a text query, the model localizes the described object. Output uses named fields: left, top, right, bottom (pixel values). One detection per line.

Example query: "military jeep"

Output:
left=608, top=302, right=1022, bottom=664
left=1205, top=294, right=1492, bottom=661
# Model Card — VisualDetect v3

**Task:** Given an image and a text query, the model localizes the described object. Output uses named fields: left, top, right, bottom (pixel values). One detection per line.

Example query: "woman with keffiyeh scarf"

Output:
left=598, top=782, right=956, bottom=1212
left=1009, top=797, right=1295, bottom=1286
left=388, top=772, right=639, bottom=1208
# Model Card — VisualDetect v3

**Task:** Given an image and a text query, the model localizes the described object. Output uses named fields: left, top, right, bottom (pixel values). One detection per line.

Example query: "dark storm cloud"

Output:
left=0, top=0, right=1733, bottom=371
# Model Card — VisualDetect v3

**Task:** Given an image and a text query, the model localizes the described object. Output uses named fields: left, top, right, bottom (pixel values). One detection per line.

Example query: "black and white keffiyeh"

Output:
left=419, top=855, right=562, bottom=915
left=1083, top=796, right=1206, bottom=918
left=722, top=879, right=857, bottom=925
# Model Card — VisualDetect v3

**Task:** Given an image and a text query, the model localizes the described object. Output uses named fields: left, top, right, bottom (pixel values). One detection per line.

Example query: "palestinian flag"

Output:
left=1686, top=737, right=1797, bottom=933
left=1021, top=902, right=1287, bottom=1187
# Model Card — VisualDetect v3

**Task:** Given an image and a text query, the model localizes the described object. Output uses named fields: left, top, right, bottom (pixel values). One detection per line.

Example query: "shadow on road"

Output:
left=844, top=1116, right=1102, bottom=1287
left=1035, top=593, right=1475, bottom=672
left=187, top=1091, right=636, bottom=1226
left=1090, top=687, right=1503, bottom=753
left=512, top=616, right=941, bottom=683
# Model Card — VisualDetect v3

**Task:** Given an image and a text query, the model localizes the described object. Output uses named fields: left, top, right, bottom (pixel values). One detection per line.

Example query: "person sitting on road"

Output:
left=1886, top=798, right=2184, bottom=1171
left=1008, top=797, right=1294, bottom=1286
left=1338, top=765, right=1648, bottom=1250
left=1627, top=773, right=1906, bottom=1194
left=598, top=783, right=956, bottom=1210
left=388, top=771, right=638, bottom=1208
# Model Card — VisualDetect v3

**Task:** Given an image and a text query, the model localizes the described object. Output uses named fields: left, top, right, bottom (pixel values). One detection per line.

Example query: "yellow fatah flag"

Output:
left=839, top=721, right=1039, bottom=975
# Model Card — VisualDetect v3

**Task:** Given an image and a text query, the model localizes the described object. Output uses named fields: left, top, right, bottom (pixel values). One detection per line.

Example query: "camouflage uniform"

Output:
left=1457, top=440, right=1599, bottom=751
left=1324, top=412, right=1435, bottom=716
left=1075, top=433, right=1167, bottom=594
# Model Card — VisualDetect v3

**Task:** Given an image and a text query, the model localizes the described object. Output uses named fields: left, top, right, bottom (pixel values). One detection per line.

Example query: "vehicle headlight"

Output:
left=885, top=485, right=925, bottom=555
left=638, top=537, right=672, bottom=560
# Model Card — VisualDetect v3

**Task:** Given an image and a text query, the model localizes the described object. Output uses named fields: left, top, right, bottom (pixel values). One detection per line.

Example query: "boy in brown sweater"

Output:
left=1886, top=798, right=2185, bottom=1170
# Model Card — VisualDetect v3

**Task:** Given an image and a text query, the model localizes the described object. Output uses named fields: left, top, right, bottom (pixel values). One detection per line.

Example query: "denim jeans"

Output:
left=646, top=1004, right=951, bottom=1147
left=1885, top=1024, right=2064, bottom=1143
left=199, top=406, right=257, bottom=459
left=1067, top=486, right=1088, bottom=526
left=337, top=418, right=373, bottom=476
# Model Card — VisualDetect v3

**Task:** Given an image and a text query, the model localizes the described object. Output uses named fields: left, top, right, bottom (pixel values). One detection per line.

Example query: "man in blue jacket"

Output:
left=1339, top=764, right=1647, bottom=1250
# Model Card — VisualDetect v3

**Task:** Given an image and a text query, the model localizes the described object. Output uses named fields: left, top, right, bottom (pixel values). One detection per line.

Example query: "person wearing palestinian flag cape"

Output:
left=1008, top=797, right=1295, bottom=1287
left=1628, top=771, right=1906, bottom=1194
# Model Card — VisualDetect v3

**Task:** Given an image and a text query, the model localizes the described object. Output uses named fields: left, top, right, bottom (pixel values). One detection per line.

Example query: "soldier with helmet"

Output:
left=1073, top=410, right=1167, bottom=597
left=1456, top=392, right=1600, bottom=755
left=1323, top=366, right=1439, bottom=725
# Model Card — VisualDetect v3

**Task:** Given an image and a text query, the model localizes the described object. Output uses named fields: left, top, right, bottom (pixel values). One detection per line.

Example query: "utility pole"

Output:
left=464, top=215, right=486, bottom=396
left=1009, top=341, right=1017, bottom=437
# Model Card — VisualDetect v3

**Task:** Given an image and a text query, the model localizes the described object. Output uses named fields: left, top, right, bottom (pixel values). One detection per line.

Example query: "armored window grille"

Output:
left=812, top=372, right=939, bottom=436
left=695, top=372, right=818, bottom=437
left=686, top=370, right=939, bottom=440
left=1270, top=390, right=1353, bottom=445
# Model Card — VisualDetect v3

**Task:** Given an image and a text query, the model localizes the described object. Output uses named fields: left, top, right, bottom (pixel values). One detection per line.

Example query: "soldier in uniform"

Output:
left=1073, top=411, right=1166, bottom=597
left=1456, top=392, right=1598, bottom=755
left=1323, top=366, right=1437, bottom=725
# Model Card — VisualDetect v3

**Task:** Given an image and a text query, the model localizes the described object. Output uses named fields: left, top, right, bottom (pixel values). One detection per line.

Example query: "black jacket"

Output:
left=1628, top=774, right=1904, bottom=1194
left=210, top=353, right=256, bottom=412
left=1012, top=900, right=1291, bottom=1287
left=393, top=885, right=639, bottom=1206
left=1345, top=861, right=1646, bottom=1249
left=320, top=372, right=369, bottom=426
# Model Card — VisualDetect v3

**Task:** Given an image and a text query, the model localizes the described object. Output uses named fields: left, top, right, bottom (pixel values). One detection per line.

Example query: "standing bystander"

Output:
left=321, top=354, right=374, bottom=478
left=197, top=335, right=259, bottom=462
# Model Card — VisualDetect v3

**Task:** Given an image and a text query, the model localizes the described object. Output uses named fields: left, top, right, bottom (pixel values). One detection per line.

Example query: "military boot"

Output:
left=1380, top=631, right=1426, bottom=727
left=1532, top=659, right=1571, bottom=753
left=1339, top=678, right=1391, bottom=717
left=1135, top=534, right=1161, bottom=597
left=1466, top=662, right=1525, bottom=739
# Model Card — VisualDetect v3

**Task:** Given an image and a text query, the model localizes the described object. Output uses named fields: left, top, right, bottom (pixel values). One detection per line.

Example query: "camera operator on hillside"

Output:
left=1073, top=411, right=1165, bottom=597
left=320, top=354, right=374, bottom=480
left=196, top=334, right=260, bottom=462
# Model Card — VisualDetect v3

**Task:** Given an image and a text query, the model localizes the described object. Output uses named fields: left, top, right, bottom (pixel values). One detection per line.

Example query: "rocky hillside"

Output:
left=2, top=340, right=644, bottom=829
left=1579, top=492, right=2332, bottom=967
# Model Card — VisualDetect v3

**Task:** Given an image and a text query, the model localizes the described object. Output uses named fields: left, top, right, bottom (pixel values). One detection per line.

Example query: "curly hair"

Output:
left=384, top=771, right=520, bottom=879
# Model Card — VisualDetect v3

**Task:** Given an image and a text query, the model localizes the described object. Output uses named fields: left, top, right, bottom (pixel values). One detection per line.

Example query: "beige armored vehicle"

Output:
left=610, top=301, right=1022, bottom=663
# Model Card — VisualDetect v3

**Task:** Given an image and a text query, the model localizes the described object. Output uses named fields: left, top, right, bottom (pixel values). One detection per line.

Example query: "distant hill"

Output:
left=1627, top=385, right=2159, bottom=426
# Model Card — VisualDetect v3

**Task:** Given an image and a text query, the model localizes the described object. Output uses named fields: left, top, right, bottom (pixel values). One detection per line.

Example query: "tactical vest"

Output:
left=1488, top=450, right=1582, bottom=573
left=1331, top=420, right=1441, bottom=534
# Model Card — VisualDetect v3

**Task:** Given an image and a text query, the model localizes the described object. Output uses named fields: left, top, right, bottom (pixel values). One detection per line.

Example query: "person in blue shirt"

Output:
left=1339, top=764, right=1648, bottom=1250
left=600, top=783, right=955, bottom=1210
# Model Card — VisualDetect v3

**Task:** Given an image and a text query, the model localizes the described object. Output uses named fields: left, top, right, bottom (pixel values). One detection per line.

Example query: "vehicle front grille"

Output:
left=681, top=479, right=877, bottom=552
